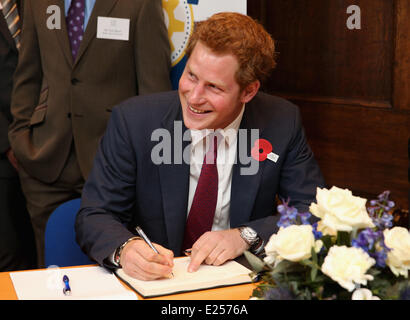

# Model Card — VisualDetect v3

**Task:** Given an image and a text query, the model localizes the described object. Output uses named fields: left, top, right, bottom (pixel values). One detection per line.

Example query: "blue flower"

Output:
left=276, top=200, right=312, bottom=228
left=312, top=222, right=323, bottom=240
left=351, top=228, right=391, bottom=268
left=373, top=249, right=388, bottom=268
left=299, top=211, right=312, bottom=225
left=367, top=191, right=395, bottom=230
left=373, top=213, right=393, bottom=230
left=277, top=204, right=298, bottom=219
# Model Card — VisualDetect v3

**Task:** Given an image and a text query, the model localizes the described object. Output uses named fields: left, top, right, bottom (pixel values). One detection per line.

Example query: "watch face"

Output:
left=241, top=227, right=258, bottom=243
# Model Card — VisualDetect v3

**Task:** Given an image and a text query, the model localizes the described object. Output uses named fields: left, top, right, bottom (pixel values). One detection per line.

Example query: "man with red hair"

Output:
left=76, top=12, right=325, bottom=280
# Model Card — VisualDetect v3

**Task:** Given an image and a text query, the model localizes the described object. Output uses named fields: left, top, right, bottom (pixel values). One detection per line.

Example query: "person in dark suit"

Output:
left=9, top=0, right=172, bottom=267
left=75, top=12, right=325, bottom=280
left=0, top=0, right=37, bottom=271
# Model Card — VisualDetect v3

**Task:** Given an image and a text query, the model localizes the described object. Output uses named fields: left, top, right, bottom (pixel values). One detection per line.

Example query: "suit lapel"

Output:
left=230, top=101, right=266, bottom=227
left=157, top=96, right=191, bottom=254
left=74, top=0, right=118, bottom=67
left=52, top=0, right=73, bottom=67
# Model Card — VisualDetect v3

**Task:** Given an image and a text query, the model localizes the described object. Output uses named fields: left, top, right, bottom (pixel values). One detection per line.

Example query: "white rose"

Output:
left=264, top=225, right=323, bottom=263
left=316, top=220, right=337, bottom=237
left=351, top=288, right=380, bottom=300
left=321, top=245, right=375, bottom=292
left=383, top=227, right=410, bottom=278
left=309, top=186, right=374, bottom=232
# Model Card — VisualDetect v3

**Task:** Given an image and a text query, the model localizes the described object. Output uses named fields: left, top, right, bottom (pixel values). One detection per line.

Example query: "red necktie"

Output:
left=182, top=135, right=218, bottom=251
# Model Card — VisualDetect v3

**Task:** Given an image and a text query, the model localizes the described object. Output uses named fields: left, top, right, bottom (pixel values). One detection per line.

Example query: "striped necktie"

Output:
left=1, top=0, right=21, bottom=50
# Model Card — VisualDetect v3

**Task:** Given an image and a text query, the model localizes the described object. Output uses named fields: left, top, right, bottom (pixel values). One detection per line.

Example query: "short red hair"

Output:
left=186, top=12, right=276, bottom=89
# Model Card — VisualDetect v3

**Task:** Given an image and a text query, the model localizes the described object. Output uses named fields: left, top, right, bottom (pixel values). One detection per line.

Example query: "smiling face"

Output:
left=179, top=41, right=259, bottom=130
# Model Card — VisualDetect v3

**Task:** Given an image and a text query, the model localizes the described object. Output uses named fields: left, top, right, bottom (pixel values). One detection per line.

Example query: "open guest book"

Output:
left=115, top=257, right=253, bottom=298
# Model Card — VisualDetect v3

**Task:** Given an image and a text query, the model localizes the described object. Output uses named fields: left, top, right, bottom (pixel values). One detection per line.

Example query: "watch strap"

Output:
left=238, top=226, right=264, bottom=255
left=250, top=237, right=265, bottom=255
left=114, top=236, right=142, bottom=267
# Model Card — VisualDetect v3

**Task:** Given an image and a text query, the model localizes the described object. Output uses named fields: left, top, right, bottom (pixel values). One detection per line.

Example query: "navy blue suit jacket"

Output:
left=75, top=91, right=325, bottom=268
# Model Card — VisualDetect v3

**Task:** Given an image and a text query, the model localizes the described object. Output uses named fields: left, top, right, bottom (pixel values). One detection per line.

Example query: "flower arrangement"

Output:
left=246, top=187, right=410, bottom=300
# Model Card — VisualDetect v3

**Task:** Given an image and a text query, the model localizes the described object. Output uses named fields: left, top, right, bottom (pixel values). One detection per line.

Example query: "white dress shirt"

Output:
left=188, top=105, right=245, bottom=231
left=110, top=105, right=245, bottom=265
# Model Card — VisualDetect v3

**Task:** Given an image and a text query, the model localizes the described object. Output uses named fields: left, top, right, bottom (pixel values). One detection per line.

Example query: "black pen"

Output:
left=135, top=226, right=174, bottom=278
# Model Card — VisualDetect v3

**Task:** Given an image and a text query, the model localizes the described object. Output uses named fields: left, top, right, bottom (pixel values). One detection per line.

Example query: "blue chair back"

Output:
left=45, top=198, right=94, bottom=267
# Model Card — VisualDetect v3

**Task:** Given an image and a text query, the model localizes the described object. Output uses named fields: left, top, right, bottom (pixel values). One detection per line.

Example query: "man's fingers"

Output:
left=154, top=244, right=174, bottom=267
left=123, top=251, right=173, bottom=280
left=135, top=241, right=171, bottom=267
left=187, top=229, right=249, bottom=272
left=121, top=240, right=173, bottom=280
left=188, top=232, right=215, bottom=272
left=124, top=259, right=169, bottom=281
left=204, top=246, right=225, bottom=265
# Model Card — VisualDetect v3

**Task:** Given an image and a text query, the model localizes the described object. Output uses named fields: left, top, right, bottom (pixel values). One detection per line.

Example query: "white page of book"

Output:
left=10, top=266, right=137, bottom=300
left=116, top=257, right=252, bottom=297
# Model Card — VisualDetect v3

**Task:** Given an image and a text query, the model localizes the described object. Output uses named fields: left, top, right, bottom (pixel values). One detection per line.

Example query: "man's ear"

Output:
left=240, top=80, right=260, bottom=104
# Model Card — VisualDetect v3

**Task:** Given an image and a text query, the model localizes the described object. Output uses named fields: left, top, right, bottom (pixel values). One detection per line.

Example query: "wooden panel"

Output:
left=298, top=101, right=410, bottom=209
left=246, top=0, right=265, bottom=24
left=393, top=0, right=410, bottom=111
left=248, top=0, right=410, bottom=210
left=264, top=0, right=394, bottom=104
left=272, top=93, right=392, bottom=109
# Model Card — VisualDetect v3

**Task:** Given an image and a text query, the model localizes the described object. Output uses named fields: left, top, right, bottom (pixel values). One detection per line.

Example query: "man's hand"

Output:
left=187, top=229, right=249, bottom=272
left=6, top=148, right=19, bottom=171
left=120, top=239, right=174, bottom=281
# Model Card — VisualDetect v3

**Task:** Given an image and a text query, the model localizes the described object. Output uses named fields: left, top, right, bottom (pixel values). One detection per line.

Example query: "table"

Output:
left=0, top=265, right=257, bottom=300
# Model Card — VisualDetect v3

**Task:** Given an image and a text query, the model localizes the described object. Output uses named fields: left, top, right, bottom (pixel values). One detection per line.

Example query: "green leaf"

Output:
left=310, top=274, right=327, bottom=284
left=243, top=250, right=266, bottom=273
left=310, top=247, right=319, bottom=281
left=321, top=235, right=334, bottom=250
left=336, top=231, right=350, bottom=246
left=368, top=267, right=382, bottom=277
left=299, top=259, right=314, bottom=268
left=311, top=265, right=318, bottom=282
left=311, top=247, right=318, bottom=265
left=272, top=260, right=302, bottom=274
left=368, top=276, right=409, bottom=300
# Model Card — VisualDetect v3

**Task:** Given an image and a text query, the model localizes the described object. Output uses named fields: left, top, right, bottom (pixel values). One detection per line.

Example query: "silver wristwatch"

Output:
left=238, top=226, right=264, bottom=255
left=114, top=236, right=141, bottom=267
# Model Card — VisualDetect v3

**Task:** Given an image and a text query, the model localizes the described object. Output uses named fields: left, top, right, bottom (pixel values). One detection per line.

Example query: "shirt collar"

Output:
left=190, top=104, right=245, bottom=148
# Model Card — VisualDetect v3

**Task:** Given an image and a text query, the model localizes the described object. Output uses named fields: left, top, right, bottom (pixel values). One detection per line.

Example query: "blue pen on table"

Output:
left=135, top=226, right=174, bottom=278
left=63, top=275, right=71, bottom=296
